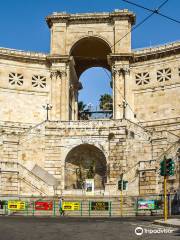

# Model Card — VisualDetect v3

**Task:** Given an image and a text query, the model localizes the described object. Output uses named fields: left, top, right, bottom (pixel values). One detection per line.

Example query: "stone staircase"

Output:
left=0, top=161, right=55, bottom=196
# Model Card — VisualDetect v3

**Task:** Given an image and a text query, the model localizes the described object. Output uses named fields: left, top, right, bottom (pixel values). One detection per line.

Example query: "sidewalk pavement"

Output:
left=154, top=218, right=180, bottom=228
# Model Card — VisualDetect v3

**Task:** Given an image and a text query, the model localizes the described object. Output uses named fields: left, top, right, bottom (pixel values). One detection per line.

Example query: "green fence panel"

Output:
left=5, top=202, right=7, bottom=215
left=80, top=201, right=83, bottom=216
left=26, top=201, right=29, bottom=216
left=32, top=201, right=35, bottom=216
left=109, top=201, right=112, bottom=217
left=135, top=197, right=138, bottom=214
left=53, top=200, right=56, bottom=217
left=89, top=201, right=91, bottom=216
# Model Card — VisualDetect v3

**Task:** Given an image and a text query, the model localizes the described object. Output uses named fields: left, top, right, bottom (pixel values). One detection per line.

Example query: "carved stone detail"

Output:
left=50, top=70, right=67, bottom=79
left=135, top=72, right=150, bottom=86
left=9, top=72, right=24, bottom=86
left=157, top=68, right=171, bottom=82
left=112, top=65, right=130, bottom=77
left=32, top=75, right=46, bottom=88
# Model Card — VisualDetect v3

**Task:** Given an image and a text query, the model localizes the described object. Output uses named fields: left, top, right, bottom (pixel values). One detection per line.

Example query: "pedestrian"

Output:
left=58, top=197, right=64, bottom=216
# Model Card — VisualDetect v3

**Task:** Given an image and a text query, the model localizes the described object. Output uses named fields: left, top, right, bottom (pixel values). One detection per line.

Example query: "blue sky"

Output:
left=0, top=0, right=179, bottom=107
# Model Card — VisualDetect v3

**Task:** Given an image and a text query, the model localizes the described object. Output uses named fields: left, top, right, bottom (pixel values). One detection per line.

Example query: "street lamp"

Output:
left=42, top=104, right=52, bottom=121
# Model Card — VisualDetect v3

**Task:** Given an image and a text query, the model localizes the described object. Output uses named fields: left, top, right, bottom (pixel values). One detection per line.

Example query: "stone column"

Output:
left=61, top=67, right=69, bottom=121
left=71, top=89, right=78, bottom=121
left=73, top=83, right=81, bottom=121
left=74, top=91, right=78, bottom=121
left=69, top=84, right=77, bottom=121
left=50, top=68, right=69, bottom=121
left=112, top=65, right=129, bottom=119
left=69, top=81, right=81, bottom=121
left=50, top=70, right=62, bottom=121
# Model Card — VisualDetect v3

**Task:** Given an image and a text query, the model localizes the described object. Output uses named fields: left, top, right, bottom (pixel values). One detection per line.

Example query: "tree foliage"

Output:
left=99, top=94, right=113, bottom=111
left=78, top=101, right=86, bottom=112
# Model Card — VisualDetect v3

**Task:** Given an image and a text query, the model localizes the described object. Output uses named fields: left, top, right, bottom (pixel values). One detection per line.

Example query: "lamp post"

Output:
left=43, top=104, right=52, bottom=121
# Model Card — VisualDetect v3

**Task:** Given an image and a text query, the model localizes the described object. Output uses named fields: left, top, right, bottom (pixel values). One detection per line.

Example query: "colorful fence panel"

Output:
left=8, top=201, right=26, bottom=211
left=35, top=201, right=53, bottom=211
left=137, top=200, right=155, bottom=210
left=89, top=201, right=111, bottom=216
left=62, top=202, right=80, bottom=211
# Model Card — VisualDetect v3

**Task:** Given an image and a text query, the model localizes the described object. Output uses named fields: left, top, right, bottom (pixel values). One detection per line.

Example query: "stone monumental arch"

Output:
left=0, top=10, right=180, bottom=197
left=47, top=10, right=135, bottom=121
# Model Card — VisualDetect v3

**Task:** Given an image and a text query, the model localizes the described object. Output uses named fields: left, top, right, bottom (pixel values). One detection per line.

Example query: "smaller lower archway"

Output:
left=65, top=144, right=107, bottom=190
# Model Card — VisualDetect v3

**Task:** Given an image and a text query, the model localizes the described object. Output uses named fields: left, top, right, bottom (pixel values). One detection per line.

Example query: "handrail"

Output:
left=18, top=176, right=48, bottom=196
left=164, top=130, right=180, bottom=140
left=0, top=161, right=53, bottom=187
left=156, top=141, right=180, bottom=164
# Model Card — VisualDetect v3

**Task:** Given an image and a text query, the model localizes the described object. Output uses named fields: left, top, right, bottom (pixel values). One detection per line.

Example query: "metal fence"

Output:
left=0, top=194, right=179, bottom=217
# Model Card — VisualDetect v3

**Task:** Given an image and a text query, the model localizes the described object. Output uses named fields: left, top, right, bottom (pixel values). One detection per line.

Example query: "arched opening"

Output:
left=70, top=36, right=111, bottom=77
left=78, top=67, right=112, bottom=119
left=65, top=144, right=107, bottom=190
left=69, top=36, right=112, bottom=120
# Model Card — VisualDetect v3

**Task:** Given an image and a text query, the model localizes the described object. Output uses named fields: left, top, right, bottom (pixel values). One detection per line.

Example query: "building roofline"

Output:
left=46, top=10, right=136, bottom=28
left=0, top=47, right=48, bottom=64
left=133, top=41, right=180, bottom=62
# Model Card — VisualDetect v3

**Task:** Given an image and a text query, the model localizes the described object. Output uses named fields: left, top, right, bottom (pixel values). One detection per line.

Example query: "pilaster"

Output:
left=109, top=54, right=134, bottom=121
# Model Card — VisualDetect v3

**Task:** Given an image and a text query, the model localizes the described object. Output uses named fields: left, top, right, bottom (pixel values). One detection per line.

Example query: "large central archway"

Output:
left=70, top=36, right=112, bottom=77
left=65, top=144, right=107, bottom=190
left=69, top=36, right=112, bottom=120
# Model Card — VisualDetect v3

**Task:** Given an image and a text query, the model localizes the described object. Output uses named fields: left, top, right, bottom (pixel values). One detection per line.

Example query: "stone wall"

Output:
left=0, top=49, right=50, bottom=123
left=0, top=117, right=179, bottom=196
left=132, top=43, right=180, bottom=122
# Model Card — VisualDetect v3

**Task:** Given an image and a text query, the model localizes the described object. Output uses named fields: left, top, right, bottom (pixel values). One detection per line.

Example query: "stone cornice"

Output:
left=46, top=55, right=71, bottom=64
left=108, top=53, right=134, bottom=64
left=133, top=41, right=180, bottom=62
left=1, top=41, right=179, bottom=66
left=0, top=47, right=48, bottom=64
left=0, top=49, right=72, bottom=66
left=46, top=10, right=135, bottom=28
left=0, top=47, right=75, bottom=66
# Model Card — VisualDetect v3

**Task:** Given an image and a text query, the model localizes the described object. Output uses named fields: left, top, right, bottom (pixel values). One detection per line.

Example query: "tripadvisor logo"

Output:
left=135, top=227, right=143, bottom=236
left=135, top=226, right=174, bottom=235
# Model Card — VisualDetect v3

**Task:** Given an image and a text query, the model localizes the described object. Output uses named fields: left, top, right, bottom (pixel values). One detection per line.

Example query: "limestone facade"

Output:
left=0, top=10, right=179, bottom=197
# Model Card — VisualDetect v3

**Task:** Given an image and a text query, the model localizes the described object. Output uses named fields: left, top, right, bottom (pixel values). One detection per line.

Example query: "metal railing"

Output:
left=1, top=194, right=178, bottom=217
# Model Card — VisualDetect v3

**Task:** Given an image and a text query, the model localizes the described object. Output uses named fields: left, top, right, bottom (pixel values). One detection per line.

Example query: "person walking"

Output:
left=58, top=197, right=64, bottom=216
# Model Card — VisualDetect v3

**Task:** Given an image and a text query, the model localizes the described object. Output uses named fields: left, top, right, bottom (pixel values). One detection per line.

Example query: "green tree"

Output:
left=78, top=101, right=91, bottom=120
left=99, top=94, right=113, bottom=111
left=78, top=101, right=86, bottom=112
